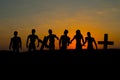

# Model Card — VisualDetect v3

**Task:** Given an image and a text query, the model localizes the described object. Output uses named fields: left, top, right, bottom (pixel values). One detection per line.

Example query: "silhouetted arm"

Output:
left=39, top=39, right=43, bottom=43
left=81, top=35, right=84, bottom=45
left=46, top=36, right=49, bottom=44
left=55, top=35, right=59, bottom=40
left=44, top=36, right=49, bottom=48
left=37, top=36, right=39, bottom=47
left=70, top=36, right=75, bottom=43
left=93, top=38, right=98, bottom=49
left=68, top=37, right=70, bottom=46
left=26, top=36, right=29, bottom=48
left=83, top=37, right=87, bottom=46
left=9, top=38, right=12, bottom=50
left=59, top=36, right=62, bottom=48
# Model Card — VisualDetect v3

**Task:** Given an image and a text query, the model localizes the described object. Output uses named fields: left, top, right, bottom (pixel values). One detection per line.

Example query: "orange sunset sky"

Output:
left=0, top=0, right=120, bottom=51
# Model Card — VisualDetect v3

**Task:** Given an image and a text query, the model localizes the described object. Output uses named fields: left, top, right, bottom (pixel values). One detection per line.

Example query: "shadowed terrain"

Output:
left=0, top=49, right=120, bottom=64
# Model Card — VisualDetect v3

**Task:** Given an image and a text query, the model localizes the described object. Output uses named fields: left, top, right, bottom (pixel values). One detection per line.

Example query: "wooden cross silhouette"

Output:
left=98, top=34, right=114, bottom=49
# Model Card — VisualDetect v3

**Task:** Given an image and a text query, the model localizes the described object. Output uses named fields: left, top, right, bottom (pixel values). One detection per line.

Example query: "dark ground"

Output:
left=0, top=49, right=120, bottom=64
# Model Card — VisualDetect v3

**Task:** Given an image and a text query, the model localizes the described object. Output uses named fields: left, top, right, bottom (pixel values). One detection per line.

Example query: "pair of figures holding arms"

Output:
left=26, top=29, right=59, bottom=51
left=59, top=29, right=98, bottom=51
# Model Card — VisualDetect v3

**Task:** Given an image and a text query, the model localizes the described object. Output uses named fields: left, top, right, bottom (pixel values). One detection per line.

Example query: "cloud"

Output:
left=111, top=8, right=120, bottom=12
left=96, top=7, right=120, bottom=16
left=96, top=11, right=104, bottom=15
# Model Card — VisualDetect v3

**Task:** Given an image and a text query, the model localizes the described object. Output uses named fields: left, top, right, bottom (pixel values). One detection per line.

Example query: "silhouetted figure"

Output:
left=98, top=34, right=114, bottom=50
left=26, top=29, right=39, bottom=52
left=46, top=29, right=59, bottom=50
left=59, top=29, right=70, bottom=50
left=9, top=31, right=22, bottom=53
left=84, top=32, right=97, bottom=50
left=71, top=30, right=84, bottom=51
left=40, top=36, right=49, bottom=50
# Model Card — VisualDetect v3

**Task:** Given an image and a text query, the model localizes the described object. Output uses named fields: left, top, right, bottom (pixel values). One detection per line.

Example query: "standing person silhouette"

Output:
left=59, top=29, right=70, bottom=50
left=46, top=29, right=59, bottom=50
left=70, top=30, right=84, bottom=51
left=26, top=29, right=39, bottom=52
left=9, top=31, right=22, bottom=53
left=84, top=32, right=97, bottom=50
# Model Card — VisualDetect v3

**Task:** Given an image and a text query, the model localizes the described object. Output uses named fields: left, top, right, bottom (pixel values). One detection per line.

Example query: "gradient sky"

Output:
left=0, top=0, right=120, bottom=51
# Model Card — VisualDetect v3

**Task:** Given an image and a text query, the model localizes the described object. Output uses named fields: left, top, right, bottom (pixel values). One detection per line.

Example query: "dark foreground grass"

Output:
left=0, top=49, right=120, bottom=64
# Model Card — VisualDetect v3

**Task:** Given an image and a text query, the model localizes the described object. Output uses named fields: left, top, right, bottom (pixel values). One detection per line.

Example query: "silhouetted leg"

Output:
left=28, top=45, right=33, bottom=52
left=49, top=44, right=52, bottom=50
left=13, top=48, right=16, bottom=53
left=61, top=46, right=67, bottom=51
left=33, top=47, right=36, bottom=52
left=49, top=43, right=55, bottom=50
left=76, top=44, right=82, bottom=53
left=16, top=48, right=19, bottom=53
left=28, top=47, right=31, bottom=52
left=52, top=45, right=55, bottom=50
left=87, top=48, right=94, bottom=54
left=28, top=43, right=36, bottom=52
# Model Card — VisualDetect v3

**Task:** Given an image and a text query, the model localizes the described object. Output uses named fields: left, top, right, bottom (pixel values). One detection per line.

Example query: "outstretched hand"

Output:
left=69, top=41, right=72, bottom=44
left=82, top=44, right=85, bottom=46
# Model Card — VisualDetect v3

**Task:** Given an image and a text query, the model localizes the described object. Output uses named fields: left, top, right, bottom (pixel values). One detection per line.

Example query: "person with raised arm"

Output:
left=70, top=30, right=84, bottom=51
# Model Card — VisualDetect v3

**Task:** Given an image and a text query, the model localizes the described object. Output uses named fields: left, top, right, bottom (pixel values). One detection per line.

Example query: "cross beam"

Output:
left=98, top=34, right=114, bottom=49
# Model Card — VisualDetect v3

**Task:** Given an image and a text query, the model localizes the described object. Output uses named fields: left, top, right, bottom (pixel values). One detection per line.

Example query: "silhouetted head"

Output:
left=48, top=29, right=52, bottom=34
left=64, top=29, right=68, bottom=35
left=87, top=32, right=91, bottom=37
left=32, top=29, right=36, bottom=34
left=14, top=31, right=18, bottom=36
left=76, top=30, right=81, bottom=35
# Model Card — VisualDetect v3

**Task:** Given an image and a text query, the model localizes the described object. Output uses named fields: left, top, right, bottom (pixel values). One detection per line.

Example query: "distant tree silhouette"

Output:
left=9, top=31, right=22, bottom=53
left=46, top=29, right=59, bottom=50
left=26, top=29, right=39, bottom=52
left=59, top=29, right=70, bottom=50
left=70, top=30, right=84, bottom=51
left=84, top=32, right=97, bottom=50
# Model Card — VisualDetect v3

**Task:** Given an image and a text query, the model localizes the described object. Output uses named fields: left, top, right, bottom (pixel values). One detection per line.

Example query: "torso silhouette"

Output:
left=26, top=29, right=39, bottom=51
left=60, top=35, right=70, bottom=50
left=85, top=37, right=94, bottom=50
left=47, top=34, right=57, bottom=50
left=74, top=34, right=83, bottom=49
left=75, top=35, right=83, bottom=44
left=9, top=31, right=22, bottom=53
left=11, top=36, right=21, bottom=49
left=84, top=32, right=97, bottom=50
left=28, top=34, right=38, bottom=48
left=71, top=30, right=84, bottom=51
